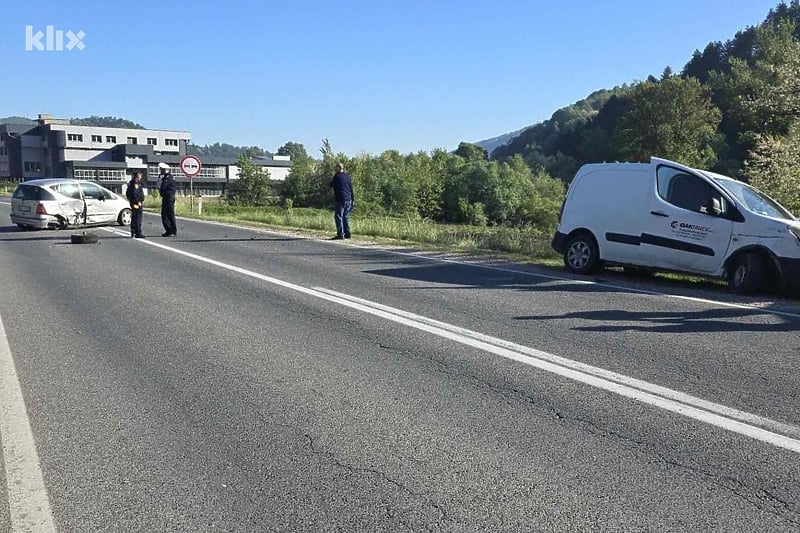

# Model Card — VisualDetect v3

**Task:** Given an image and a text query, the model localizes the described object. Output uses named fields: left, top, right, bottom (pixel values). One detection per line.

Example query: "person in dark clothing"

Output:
left=158, top=162, right=177, bottom=237
left=125, top=171, right=146, bottom=238
left=329, top=162, right=354, bottom=239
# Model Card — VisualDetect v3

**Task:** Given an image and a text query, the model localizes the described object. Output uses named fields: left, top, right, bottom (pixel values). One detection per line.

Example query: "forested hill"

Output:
left=474, top=126, right=528, bottom=155
left=488, top=0, right=800, bottom=214
left=69, top=116, right=145, bottom=129
left=0, top=116, right=36, bottom=126
left=0, top=116, right=144, bottom=128
left=187, top=143, right=268, bottom=159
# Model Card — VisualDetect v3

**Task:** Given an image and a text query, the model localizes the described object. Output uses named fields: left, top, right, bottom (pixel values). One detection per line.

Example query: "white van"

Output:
left=551, top=157, right=800, bottom=294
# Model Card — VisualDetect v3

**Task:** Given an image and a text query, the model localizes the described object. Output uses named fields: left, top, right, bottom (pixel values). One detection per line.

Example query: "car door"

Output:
left=640, top=164, right=735, bottom=274
left=54, top=181, right=87, bottom=225
left=79, top=182, right=114, bottom=223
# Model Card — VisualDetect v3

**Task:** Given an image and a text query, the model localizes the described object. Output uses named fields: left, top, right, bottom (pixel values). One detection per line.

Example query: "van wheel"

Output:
left=564, top=233, right=600, bottom=274
left=728, top=253, right=764, bottom=295
left=118, top=209, right=132, bottom=226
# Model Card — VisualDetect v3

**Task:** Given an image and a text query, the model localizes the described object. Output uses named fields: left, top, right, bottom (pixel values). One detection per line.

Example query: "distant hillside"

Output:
left=486, top=0, right=800, bottom=191
left=0, top=115, right=146, bottom=128
left=0, top=116, right=35, bottom=126
left=490, top=86, right=630, bottom=178
left=474, top=127, right=529, bottom=156
left=187, top=142, right=268, bottom=159
left=70, top=116, right=145, bottom=129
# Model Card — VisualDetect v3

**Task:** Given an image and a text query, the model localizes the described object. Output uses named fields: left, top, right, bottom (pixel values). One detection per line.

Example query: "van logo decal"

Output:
left=670, top=220, right=712, bottom=241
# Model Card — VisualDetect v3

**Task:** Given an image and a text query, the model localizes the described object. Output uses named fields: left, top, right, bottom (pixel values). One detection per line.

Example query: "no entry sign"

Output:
left=179, top=155, right=202, bottom=177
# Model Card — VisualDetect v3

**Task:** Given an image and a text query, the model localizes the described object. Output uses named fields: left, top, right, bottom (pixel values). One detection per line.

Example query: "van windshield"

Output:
left=712, top=178, right=795, bottom=220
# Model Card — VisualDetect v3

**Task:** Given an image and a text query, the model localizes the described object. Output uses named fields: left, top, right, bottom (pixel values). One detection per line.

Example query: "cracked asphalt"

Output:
left=1, top=203, right=799, bottom=532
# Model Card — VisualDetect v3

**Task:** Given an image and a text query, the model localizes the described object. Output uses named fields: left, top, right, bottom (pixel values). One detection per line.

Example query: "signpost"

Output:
left=180, top=155, right=202, bottom=213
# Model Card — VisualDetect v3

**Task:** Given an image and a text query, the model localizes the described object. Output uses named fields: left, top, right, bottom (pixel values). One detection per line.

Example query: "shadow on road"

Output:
left=362, top=262, right=800, bottom=329
left=514, top=307, right=799, bottom=333
left=363, top=263, right=627, bottom=293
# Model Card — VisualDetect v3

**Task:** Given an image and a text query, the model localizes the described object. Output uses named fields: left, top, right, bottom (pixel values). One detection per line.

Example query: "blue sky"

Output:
left=0, top=0, right=784, bottom=156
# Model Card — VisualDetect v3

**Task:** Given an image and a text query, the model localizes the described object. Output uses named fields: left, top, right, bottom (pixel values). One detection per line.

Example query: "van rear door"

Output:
left=640, top=164, right=734, bottom=274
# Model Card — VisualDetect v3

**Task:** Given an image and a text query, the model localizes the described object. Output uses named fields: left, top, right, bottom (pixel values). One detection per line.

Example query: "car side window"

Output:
left=80, top=183, right=105, bottom=200
left=56, top=183, right=83, bottom=200
left=656, top=166, right=727, bottom=216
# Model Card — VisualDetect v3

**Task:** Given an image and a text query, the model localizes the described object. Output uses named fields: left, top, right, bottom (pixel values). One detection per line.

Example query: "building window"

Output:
left=96, top=169, right=126, bottom=181
left=192, top=167, right=224, bottom=178
left=91, top=135, right=102, bottom=142
left=67, top=133, right=83, bottom=142
left=73, top=169, right=96, bottom=179
left=127, top=137, right=138, bottom=145
left=147, top=137, right=157, bottom=145
left=24, top=161, right=42, bottom=173
left=165, top=138, right=178, bottom=147
left=106, top=135, right=116, bottom=143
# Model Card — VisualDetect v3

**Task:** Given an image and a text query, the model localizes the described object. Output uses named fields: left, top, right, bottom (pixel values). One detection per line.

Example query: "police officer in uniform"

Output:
left=125, top=171, right=146, bottom=238
left=158, top=162, right=178, bottom=237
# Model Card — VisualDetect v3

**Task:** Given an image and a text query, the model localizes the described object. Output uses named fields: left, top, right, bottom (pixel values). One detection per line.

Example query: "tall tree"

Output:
left=227, top=154, right=272, bottom=206
left=746, top=125, right=800, bottom=215
left=614, top=76, right=722, bottom=167
left=277, top=142, right=309, bottom=162
left=743, top=20, right=800, bottom=214
left=454, top=142, right=488, bottom=161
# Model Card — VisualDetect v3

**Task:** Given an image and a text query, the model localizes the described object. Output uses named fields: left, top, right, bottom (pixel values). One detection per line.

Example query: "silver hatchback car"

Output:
left=10, top=178, right=132, bottom=230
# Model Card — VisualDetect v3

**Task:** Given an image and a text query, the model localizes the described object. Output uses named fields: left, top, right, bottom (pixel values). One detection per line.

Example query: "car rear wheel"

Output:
left=118, top=209, right=132, bottom=226
left=728, top=252, right=765, bottom=294
left=563, top=233, right=600, bottom=274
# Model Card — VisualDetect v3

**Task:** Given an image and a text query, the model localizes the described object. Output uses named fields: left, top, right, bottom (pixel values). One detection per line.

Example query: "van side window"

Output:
left=656, top=166, right=726, bottom=215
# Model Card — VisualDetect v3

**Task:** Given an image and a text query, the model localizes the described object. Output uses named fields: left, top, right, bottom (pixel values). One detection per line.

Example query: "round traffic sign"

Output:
left=179, top=155, right=202, bottom=177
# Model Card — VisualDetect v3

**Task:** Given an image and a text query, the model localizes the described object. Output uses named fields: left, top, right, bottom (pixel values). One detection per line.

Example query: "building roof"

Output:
left=252, top=156, right=291, bottom=167
left=0, top=124, right=38, bottom=136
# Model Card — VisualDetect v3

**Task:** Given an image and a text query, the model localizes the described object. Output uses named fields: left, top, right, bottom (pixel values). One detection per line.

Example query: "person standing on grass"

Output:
left=329, top=162, right=354, bottom=239
left=158, top=162, right=177, bottom=237
left=125, top=171, right=146, bottom=238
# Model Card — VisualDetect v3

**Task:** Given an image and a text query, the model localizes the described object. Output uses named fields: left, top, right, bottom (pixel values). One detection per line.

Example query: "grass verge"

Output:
left=145, top=196, right=561, bottom=263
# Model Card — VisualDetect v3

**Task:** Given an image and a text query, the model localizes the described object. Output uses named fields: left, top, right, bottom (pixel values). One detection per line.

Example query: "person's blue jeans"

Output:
left=334, top=200, right=353, bottom=238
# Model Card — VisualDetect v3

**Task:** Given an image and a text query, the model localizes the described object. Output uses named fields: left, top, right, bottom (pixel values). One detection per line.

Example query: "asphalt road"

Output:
left=1, top=200, right=799, bottom=532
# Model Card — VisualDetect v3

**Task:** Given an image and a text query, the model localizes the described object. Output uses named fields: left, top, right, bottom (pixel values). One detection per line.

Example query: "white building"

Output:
left=0, top=114, right=291, bottom=195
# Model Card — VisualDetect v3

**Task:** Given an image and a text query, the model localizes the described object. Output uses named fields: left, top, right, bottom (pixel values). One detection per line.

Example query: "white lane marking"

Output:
left=0, top=315, right=57, bottom=533
left=314, top=288, right=800, bottom=441
left=0, top=201, right=10, bottom=206
left=131, top=214, right=800, bottom=321
left=101, top=226, right=800, bottom=453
